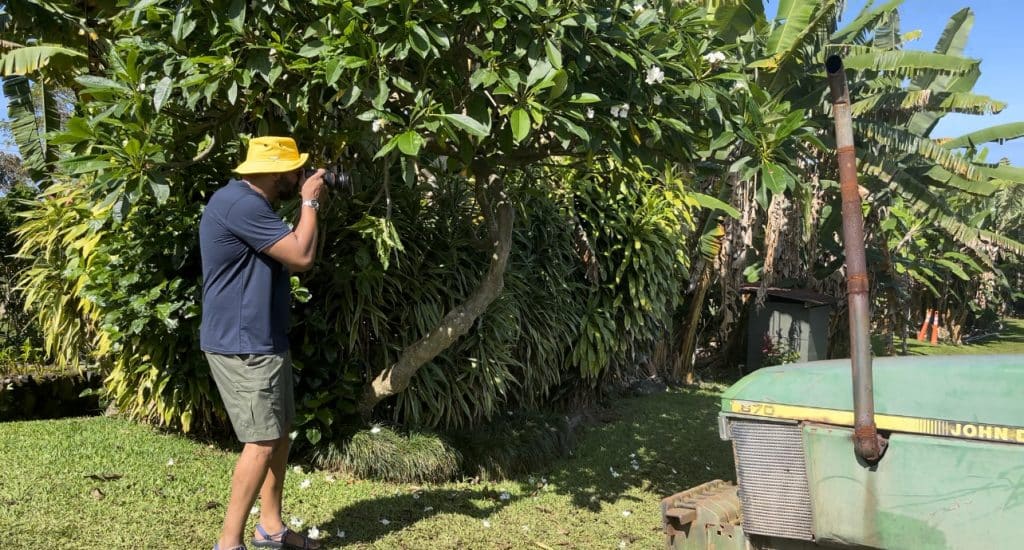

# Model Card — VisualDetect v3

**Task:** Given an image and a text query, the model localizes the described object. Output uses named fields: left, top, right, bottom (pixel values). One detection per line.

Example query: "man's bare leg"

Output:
left=254, top=434, right=320, bottom=548
left=217, top=441, right=276, bottom=549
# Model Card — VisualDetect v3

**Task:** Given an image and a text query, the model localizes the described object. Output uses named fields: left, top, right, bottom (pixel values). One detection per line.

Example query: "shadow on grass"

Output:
left=315, top=388, right=733, bottom=545
left=542, top=388, right=734, bottom=510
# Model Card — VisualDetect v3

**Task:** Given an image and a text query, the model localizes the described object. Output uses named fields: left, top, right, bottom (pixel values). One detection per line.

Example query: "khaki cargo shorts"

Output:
left=205, top=352, right=295, bottom=443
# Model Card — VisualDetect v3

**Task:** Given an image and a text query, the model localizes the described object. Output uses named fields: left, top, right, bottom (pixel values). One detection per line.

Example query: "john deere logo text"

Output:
left=948, top=423, right=1024, bottom=443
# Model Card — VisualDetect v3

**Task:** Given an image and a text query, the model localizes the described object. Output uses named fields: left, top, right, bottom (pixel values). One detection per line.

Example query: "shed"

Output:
left=741, top=285, right=835, bottom=370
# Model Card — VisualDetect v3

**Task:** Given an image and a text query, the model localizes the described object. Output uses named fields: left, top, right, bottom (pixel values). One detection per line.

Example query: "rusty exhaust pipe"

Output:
left=826, top=55, right=885, bottom=463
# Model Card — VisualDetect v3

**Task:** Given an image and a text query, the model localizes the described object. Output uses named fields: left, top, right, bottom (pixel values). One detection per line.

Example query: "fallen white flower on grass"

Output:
left=645, top=66, right=665, bottom=85
left=423, top=506, right=434, bottom=513
left=290, top=517, right=304, bottom=528
left=413, top=492, right=421, bottom=499
left=482, top=520, right=492, bottom=528
left=336, top=529, right=346, bottom=539
left=380, top=518, right=391, bottom=526
left=499, top=491, right=511, bottom=501
left=250, top=505, right=260, bottom=516
left=300, top=478, right=312, bottom=489
left=292, top=466, right=303, bottom=474
left=370, top=426, right=382, bottom=434
left=609, top=467, right=621, bottom=478
left=622, top=510, right=632, bottom=517
left=166, top=458, right=175, bottom=467
left=307, top=527, right=321, bottom=540
left=619, top=541, right=628, bottom=549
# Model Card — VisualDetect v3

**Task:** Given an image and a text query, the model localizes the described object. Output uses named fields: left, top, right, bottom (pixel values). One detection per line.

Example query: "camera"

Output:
left=304, top=167, right=351, bottom=194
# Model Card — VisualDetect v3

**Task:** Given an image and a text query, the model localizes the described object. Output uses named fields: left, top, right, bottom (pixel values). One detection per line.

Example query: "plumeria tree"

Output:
left=7, top=0, right=752, bottom=435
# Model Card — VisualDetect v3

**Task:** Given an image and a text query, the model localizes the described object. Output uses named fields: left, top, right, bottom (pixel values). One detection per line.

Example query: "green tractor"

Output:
left=660, top=57, right=1024, bottom=550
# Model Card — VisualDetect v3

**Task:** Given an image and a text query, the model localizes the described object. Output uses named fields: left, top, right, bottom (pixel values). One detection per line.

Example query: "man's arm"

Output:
left=263, top=169, right=325, bottom=272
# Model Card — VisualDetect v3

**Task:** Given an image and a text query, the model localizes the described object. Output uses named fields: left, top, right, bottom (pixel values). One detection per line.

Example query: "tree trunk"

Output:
left=674, top=262, right=712, bottom=384
left=356, top=164, right=514, bottom=420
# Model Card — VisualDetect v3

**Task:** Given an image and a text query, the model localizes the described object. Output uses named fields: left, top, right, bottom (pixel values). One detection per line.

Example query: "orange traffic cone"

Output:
left=930, top=310, right=941, bottom=345
left=917, top=308, right=932, bottom=341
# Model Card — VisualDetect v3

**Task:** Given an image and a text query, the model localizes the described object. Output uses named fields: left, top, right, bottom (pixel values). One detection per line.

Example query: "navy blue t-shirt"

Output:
left=199, top=179, right=292, bottom=354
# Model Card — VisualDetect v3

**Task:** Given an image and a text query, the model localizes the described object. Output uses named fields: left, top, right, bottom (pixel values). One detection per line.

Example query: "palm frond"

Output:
left=851, top=90, right=1005, bottom=117
left=0, top=44, right=85, bottom=76
left=941, top=122, right=1024, bottom=150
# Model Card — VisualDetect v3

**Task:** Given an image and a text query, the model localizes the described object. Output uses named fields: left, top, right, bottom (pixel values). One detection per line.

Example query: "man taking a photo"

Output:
left=200, top=136, right=325, bottom=550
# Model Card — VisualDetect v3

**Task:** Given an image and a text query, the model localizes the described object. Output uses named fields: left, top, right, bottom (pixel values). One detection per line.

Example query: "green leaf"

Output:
left=75, top=75, right=130, bottom=93
left=436, top=113, right=490, bottom=138
left=150, top=181, right=170, bottom=204
left=942, top=122, right=1024, bottom=149
left=0, top=45, right=86, bottom=76
left=842, top=50, right=979, bottom=78
left=396, top=130, right=424, bottom=156
left=305, top=428, right=322, bottom=445
left=511, top=108, right=530, bottom=143
left=153, top=77, right=173, bottom=112
left=569, top=93, right=601, bottom=104
left=691, top=192, right=740, bottom=219
left=227, top=0, right=246, bottom=34
left=545, top=39, right=562, bottom=69
left=761, top=162, right=792, bottom=194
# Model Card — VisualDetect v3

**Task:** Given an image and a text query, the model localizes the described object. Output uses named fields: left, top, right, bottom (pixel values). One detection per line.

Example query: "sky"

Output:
left=2, top=0, right=1023, bottom=164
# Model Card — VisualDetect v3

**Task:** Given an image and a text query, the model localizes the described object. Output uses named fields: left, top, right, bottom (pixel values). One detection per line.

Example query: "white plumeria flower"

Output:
left=617, top=104, right=630, bottom=119
left=645, top=65, right=665, bottom=85
left=336, top=529, right=346, bottom=539
left=586, top=107, right=595, bottom=119
left=250, top=505, right=260, bottom=516
left=633, top=2, right=644, bottom=13
left=610, top=105, right=620, bottom=118
left=269, top=48, right=278, bottom=56
left=482, top=520, right=492, bottom=528
left=307, top=527, right=321, bottom=540
left=166, top=458, right=175, bottom=467
left=629, top=453, right=636, bottom=459
left=653, top=94, right=663, bottom=106
left=290, top=517, right=304, bottom=528
left=622, top=510, right=632, bottom=517
left=370, top=426, right=382, bottom=434
left=300, top=478, right=312, bottom=489
left=380, top=518, right=390, bottom=526
left=371, top=119, right=386, bottom=133
left=703, top=51, right=727, bottom=65
left=499, top=491, right=511, bottom=501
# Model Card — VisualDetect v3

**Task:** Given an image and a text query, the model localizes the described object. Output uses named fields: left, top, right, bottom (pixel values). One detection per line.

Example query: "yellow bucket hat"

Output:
left=234, top=136, right=310, bottom=174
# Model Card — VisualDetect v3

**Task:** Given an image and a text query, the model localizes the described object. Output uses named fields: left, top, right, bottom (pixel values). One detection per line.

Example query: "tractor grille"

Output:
left=730, top=419, right=814, bottom=541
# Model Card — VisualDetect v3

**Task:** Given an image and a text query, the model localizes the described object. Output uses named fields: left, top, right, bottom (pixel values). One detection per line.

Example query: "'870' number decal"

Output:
left=737, top=402, right=776, bottom=416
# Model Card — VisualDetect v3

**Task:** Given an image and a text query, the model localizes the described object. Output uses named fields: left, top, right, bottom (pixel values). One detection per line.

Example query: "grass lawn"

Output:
left=4, top=319, right=1020, bottom=548
left=0, top=388, right=734, bottom=549
left=876, top=317, right=1024, bottom=356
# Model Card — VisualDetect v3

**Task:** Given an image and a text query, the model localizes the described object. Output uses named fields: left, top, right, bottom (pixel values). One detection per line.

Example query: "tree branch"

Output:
left=356, top=159, right=515, bottom=419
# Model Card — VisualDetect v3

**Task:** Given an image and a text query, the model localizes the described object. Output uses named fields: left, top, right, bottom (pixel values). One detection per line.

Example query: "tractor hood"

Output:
left=722, top=354, right=1024, bottom=443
